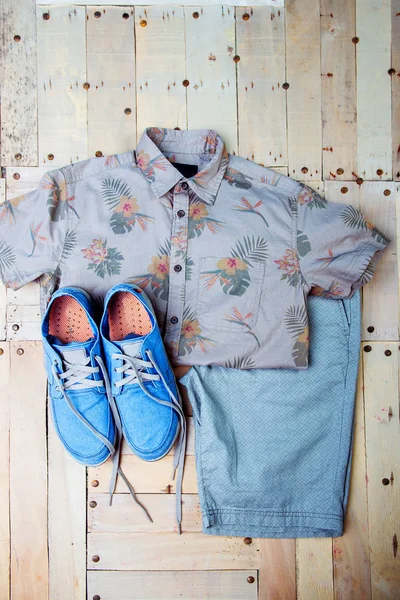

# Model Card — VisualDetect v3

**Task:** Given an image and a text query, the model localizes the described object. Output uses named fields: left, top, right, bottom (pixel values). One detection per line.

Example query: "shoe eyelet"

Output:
left=55, top=386, right=60, bottom=391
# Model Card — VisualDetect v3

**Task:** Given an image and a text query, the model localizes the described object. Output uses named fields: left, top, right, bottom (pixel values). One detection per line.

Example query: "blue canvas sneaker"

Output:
left=41, top=286, right=116, bottom=466
left=100, top=283, right=187, bottom=532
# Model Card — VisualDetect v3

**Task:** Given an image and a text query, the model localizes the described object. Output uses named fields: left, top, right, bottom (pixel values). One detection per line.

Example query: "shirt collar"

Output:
left=135, top=127, right=229, bottom=205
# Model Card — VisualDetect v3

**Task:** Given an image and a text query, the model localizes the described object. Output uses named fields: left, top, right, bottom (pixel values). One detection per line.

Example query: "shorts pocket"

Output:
left=337, top=298, right=351, bottom=334
left=196, top=256, right=265, bottom=333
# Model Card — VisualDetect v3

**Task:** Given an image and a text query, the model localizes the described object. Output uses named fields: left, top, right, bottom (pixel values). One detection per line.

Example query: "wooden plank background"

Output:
left=0, top=1, right=399, bottom=599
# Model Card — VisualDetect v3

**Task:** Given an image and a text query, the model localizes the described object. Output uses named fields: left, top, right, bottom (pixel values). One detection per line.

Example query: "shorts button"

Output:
left=181, top=181, right=188, bottom=190
left=174, top=264, right=182, bottom=272
left=170, top=316, right=179, bottom=324
left=177, top=209, right=185, bottom=218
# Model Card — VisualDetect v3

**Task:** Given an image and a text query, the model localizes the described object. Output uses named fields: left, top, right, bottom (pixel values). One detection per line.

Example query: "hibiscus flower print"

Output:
left=136, top=149, right=170, bottom=183
left=274, top=248, right=306, bottom=289
left=178, top=306, right=215, bottom=356
left=297, top=185, right=327, bottom=209
left=130, top=241, right=171, bottom=301
left=201, top=235, right=268, bottom=297
left=101, top=178, right=154, bottom=234
left=188, top=200, right=224, bottom=239
left=41, top=174, right=79, bottom=222
left=81, top=237, right=124, bottom=279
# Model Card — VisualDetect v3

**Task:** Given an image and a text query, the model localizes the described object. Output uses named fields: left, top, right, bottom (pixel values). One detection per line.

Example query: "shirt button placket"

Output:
left=165, top=181, right=189, bottom=356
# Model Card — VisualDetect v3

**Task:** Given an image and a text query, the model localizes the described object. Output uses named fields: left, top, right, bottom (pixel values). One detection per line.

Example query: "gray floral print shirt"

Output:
left=0, top=127, right=390, bottom=369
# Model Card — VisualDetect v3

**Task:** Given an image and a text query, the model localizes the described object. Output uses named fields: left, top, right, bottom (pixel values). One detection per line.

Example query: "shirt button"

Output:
left=177, top=209, right=185, bottom=218
left=181, top=181, right=188, bottom=190
left=174, top=264, right=182, bottom=272
left=170, top=316, right=179, bottom=324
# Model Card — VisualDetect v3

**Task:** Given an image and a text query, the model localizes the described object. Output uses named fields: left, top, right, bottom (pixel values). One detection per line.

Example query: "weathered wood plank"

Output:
left=88, top=493, right=201, bottom=533
left=6, top=283, right=41, bottom=341
left=286, top=0, right=322, bottom=180
left=48, top=403, right=86, bottom=600
left=88, top=532, right=261, bottom=570
left=296, top=538, right=334, bottom=600
left=356, top=0, right=392, bottom=180
left=363, top=342, right=400, bottom=598
left=9, top=341, right=48, bottom=599
left=184, top=5, right=237, bottom=152
left=37, top=5, right=87, bottom=166
left=258, top=539, right=296, bottom=600
left=320, top=0, right=357, bottom=180
left=0, top=343, right=10, bottom=600
left=87, top=570, right=259, bottom=600
left=392, top=3, right=400, bottom=180
left=0, top=179, right=6, bottom=340
left=6, top=167, right=51, bottom=199
left=88, top=454, right=197, bottom=494
left=333, top=353, right=371, bottom=600
left=0, top=0, right=38, bottom=166
left=236, top=6, right=286, bottom=165
left=38, top=0, right=284, bottom=5
left=135, top=6, right=186, bottom=133
left=86, top=5, right=136, bottom=158
left=360, top=182, right=398, bottom=341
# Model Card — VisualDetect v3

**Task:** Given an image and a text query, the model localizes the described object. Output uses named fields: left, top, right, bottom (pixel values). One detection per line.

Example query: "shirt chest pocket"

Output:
left=196, top=256, right=265, bottom=333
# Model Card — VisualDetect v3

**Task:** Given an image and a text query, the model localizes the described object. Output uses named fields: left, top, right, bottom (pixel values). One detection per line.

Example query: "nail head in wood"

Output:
left=0, top=349, right=4, bottom=356
left=95, top=151, right=103, bottom=157
left=14, top=35, right=21, bottom=42
left=382, top=478, right=390, bottom=485
left=91, top=480, right=99, bottom=487
left=93, top=596, right=100, bottom=600
left=174, top=127, right=181, bottom=130
left=92, top=555, right=100, bottom=563
left=341, top=186, right=348, bottom=194
left=376, top=169, right=383, bottom=176
left=122, top=12, right=129, bottom=20
left=12, top=324, right=19, bottom=331
left=15, top=153, right=22, bottom=160
left=83, top=82, right=90, bottom=90
left=301, top=167, right=308, bottom=174
left=233, top=55, right=240, bottom=63
left=193, top=11, right=199, bottom=18
left=244, top=537, right=252, bottom=545
left=182, top=79, right=190, bottom=87
left=140, top=19, right=147, bottom=27
left=43, top=12, right=50, bottom=20
left=13, top=173, right=20, bottom=180
left=388, top=68, right=395, bottom=75
left=48, top=154, right=54, bottom=161
left=247, top=576, right=255, bottom=584
left=16, top=348, right=24, bottom=356
left=282, top=82, right=290, bottom=90
left=356, top=177, right=363, bottom=185
left=94, top=11, right=101, bottom=18
left=352, top=36, right=359, bottom=44
left=124, top=108, right=132, bottom=115
left=385, top=349, right=392, bottom=356
left=383, top=189, right=391, bottom=196
left=336, top=168, right=344, bottom=175
left=89, top=501, right=97, bottom=508
left=367, top=326, right=374, bottom=333
left=242, top=12, right=250, bottom=20
left=364, top=345, right=372, bottom=352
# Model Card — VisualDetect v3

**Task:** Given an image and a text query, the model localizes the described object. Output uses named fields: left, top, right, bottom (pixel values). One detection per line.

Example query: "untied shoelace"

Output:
left=52, top=351, right=187, bottom=533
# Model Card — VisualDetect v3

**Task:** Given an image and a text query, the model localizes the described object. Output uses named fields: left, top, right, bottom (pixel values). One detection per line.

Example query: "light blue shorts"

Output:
left=180, top=292, right=361, bottom=538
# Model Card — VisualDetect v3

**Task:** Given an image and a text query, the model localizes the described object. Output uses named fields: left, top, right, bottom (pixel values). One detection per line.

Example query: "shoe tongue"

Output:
left=52, top=337, right=94, bottom=365
left=114, top=334, right=144, bottom=358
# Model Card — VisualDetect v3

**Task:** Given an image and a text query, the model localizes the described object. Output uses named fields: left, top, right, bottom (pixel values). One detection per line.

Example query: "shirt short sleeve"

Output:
left=295, top=184, right=391, bottom=298
left=0, top=168, right=70, bottom=291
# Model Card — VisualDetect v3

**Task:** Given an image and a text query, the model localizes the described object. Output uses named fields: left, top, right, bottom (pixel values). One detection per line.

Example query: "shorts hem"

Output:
left=202, top=507, right=343, bottom=539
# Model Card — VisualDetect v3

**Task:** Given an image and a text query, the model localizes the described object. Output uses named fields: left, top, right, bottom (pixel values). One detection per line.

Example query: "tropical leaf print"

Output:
left=0, top=240, right=15, bottom=278
left=297, top=230, right=311, bottom=257
left=41, top=230, right=78, bottom=296
left=178, top=306, right=215, bottom=357
left=81, top=237, right=123, bottom=279
left=274, top=248, right=306, bottom=289
left=223, top=306, right=260, bottom=347
left=101, top=178, right=154, bottom=234
left=224, top=166, right=253, bottom=189
left=297, top=185, right=327, bottom=209
left=284, top=304, right=309, bottom=367
left=341, top=206, right=388, bottom=245
left=188, top=201, right=224, bottom=239
left=130, top=240, right=171, bottom=301
left=0, top=194, right=26, bottom=224
left=233, top=197, right=269, bottom=227
left=201, top=235, right=268, bottom=297
left=41, top=175, right=79, bottom=222
left=225, top=355, right=256, bottom=369
left=28, top=222, right=47, bottom=257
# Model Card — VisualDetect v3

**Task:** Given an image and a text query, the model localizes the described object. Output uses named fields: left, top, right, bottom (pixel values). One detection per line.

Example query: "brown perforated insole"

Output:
left=108, top=291, right=152, bottom=341
left=48, top=296, right=93, bottom=343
